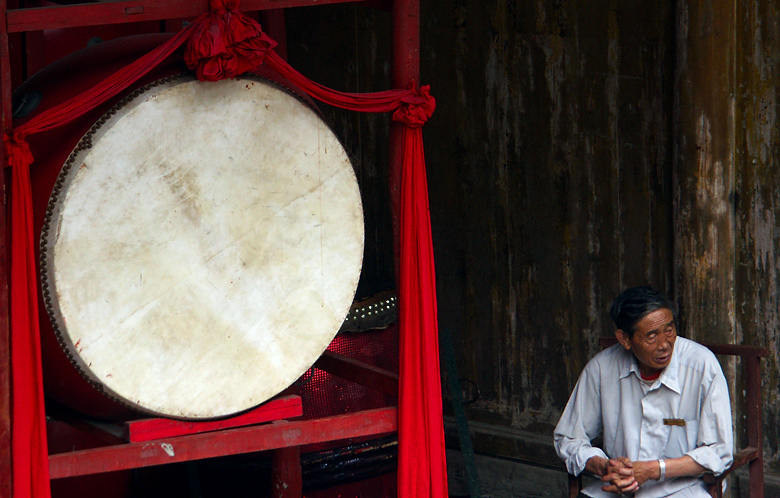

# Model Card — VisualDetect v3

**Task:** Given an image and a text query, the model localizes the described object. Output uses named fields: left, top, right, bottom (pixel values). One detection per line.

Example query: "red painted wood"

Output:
left=391, top=0, right=419, bottom=89
left=271, top=445, right=302, bottom=498
left=388, top=0, right=419, bottom=276
left=6, top=0, right=385, bottom=33
left=746, top=355, right=764, bottom=498
left=0, top=0, right=12, bottom=493
left=124, top=395, right=303, bottom=443
left=49, top=407, right=397, bottom=479
left=314, top=351, right=399, bottom=396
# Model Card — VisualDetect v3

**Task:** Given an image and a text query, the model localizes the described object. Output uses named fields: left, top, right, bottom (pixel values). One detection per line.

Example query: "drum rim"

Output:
left=39, top=72, right=364, bottom=420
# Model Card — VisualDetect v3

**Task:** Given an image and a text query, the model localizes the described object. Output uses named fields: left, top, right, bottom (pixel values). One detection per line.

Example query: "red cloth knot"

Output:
left=184, top=3, right=278, bottom=82
left=392, top=85, right=436, bottom=128
left=3, top=131, right=34, bottom=168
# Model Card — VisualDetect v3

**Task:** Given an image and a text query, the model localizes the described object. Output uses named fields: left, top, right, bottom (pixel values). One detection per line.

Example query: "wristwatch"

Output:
left=658, top=459, right=666, bottom=481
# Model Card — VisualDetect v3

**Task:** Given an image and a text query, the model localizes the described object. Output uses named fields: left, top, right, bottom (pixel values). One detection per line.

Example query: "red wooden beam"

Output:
left=314, top=350, right=399, bottom=396
left=49, top=407, right=397, bottom=479
left=6, top=0, right=388, bottom=33
left=125, top=395, right=303, bottom=443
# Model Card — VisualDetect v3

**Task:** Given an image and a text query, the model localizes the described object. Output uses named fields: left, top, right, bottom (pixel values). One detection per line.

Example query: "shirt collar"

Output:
left=659, top=342, right=681, bottom=393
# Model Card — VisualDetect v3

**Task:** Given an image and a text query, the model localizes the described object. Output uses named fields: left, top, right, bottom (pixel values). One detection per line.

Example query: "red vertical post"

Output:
left=0, top=0, right=13, bottom=494
left=271, top=446, right=302, bottom=498
left=746, top=355, right=764, bottom=498
left=389, top=0, right=419, bottom=270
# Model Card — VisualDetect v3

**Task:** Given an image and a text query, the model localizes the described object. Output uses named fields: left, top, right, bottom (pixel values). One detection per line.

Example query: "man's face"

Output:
left=616, top=308, right=677, bottom=377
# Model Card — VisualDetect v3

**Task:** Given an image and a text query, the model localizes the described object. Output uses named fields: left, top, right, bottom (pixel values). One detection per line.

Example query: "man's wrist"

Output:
left=585, top=455, right=609, bottom=477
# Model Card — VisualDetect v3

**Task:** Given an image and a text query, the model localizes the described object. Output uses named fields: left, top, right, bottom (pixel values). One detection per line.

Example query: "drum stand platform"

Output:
left=47, top=351, right=399, bottom=498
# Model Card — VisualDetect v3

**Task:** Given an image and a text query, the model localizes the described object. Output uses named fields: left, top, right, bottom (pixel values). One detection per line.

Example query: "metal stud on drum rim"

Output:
left=40, top=74, right=365, bottom=420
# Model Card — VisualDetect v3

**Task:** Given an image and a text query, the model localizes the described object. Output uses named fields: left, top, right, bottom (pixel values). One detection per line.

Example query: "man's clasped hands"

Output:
left=592, top=456, right=660, bottom=495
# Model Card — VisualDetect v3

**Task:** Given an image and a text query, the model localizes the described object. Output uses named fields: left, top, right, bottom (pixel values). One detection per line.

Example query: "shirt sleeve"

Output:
left=685, top=363, right=734, bottom=475
left=554, top=358, right=608, bottom=476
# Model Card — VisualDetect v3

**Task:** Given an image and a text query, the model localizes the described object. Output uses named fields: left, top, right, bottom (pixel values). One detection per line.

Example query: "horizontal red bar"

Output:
left=49, top=406, right=397, bottom=478
left=7, top=0, right=386, bottom=33
left=125, top=395, right=303, bottom=443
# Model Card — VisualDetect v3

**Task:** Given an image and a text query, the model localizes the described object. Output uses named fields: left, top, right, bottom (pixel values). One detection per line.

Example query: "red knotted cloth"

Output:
left=183, top=0, right=277, bottom=81
left=4, top=3, right=445, bottom=498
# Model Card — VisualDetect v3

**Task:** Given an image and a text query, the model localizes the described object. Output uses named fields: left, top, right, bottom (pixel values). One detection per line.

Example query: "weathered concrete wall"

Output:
left=284, top=0, right=780, bottom=487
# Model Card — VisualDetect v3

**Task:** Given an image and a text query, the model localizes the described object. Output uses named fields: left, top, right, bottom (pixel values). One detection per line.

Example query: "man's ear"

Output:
left=615, top=329, right=632, bottom=350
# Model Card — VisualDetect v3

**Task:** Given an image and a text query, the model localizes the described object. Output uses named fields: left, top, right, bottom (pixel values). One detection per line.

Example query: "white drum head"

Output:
left=40, top=75, right=364, bottom=419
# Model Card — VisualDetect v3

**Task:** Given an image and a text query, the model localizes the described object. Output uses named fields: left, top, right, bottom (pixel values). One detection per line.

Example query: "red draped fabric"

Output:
left=5, top=135, right=48, bottom=498
left=397, top=124, right=448, bottom=498
left=3, top=2, right=446, bottom=498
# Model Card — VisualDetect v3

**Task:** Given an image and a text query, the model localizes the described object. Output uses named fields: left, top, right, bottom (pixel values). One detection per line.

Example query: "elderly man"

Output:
left=554, top=286, right=733, bottom=497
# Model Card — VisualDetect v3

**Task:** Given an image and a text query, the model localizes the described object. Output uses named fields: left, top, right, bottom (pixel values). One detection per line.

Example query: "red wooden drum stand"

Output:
left=0, top=1, right=420, bottom=497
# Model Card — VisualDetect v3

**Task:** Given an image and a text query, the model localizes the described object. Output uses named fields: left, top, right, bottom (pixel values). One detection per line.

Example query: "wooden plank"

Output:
left=0, top=0, right=12, bottom=493
left=49, top=407, right=397, bottom=478
left=6, top=0, right=386, bottom=33
left=125, top=395, right=303, bottom=443
left=314, top=350, right=398, bottom=396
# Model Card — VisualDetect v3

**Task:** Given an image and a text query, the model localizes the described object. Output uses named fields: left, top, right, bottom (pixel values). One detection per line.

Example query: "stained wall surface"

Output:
left=284, top=0, right=780, bottom=485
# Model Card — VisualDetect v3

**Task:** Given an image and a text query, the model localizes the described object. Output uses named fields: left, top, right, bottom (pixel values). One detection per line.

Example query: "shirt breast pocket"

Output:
left=664, top=419, right=699, bottom=459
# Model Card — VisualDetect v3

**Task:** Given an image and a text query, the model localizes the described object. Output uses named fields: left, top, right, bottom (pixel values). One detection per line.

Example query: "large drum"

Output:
left=19, top=35, right=364, bottom=420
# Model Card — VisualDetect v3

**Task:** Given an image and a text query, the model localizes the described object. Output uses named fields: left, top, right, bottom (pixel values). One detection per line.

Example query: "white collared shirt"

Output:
left=554, top=337, right=733, bottom=498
